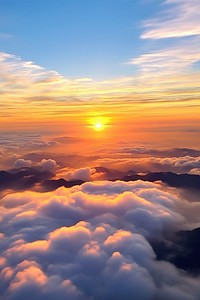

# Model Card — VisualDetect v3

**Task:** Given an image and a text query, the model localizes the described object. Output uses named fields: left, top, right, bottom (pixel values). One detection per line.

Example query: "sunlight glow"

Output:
left=87, top=116, right=110, bottom=132
left=94, top=122, right=103, bottom=131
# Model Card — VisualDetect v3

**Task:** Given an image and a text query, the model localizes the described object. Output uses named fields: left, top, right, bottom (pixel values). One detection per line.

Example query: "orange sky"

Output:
left=1, top=53, right=200, bottom=154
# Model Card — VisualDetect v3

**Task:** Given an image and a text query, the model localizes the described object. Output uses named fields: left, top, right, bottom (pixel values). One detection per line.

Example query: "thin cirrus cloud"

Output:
left=0, top=33, right=12, bottom=39
left=129, top=40, right=200, bottom=74
left=129, top=0, right=200, bottom=79
left=0, top=180, right=200, bottom=300
left=141, top=0, right=200, bottom=40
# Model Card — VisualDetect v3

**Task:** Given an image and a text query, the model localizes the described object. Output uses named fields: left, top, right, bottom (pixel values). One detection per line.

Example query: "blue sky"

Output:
left=0, top=0, right=162, bottom=79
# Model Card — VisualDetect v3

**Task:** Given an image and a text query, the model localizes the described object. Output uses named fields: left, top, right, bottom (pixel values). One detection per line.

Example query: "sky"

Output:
left=0, top=1, right=200, bottom=299
left=0, top=0, right=200, bottom=154
left=0, top=0, right=156, bottom=79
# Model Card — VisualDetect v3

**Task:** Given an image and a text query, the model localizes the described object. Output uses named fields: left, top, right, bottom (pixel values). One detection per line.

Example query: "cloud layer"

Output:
left=95, top=153, right=200, bottom=174
left=0, top=180, right=200, bottom=300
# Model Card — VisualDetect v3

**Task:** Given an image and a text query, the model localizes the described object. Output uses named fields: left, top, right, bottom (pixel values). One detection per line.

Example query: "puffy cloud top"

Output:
left=14, top=159, right=32, bottom=168
left=0, top=180, right=200, bottom=300
left=63, top=167, right=95, bottom=181
left=37, top=159, right=58, bottom=171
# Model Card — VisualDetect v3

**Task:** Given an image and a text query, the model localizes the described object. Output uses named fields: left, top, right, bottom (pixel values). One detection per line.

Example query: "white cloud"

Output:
left=129, top=41, right=200, bottom=74
left=1, top=51, right=200, bottom=117
left=96, top=155, right=200, bottom=173
left=129, top=0, right=200, bottom=79
left=0, top=180, right=199, bottom=299
left=63, top=167, right=95, bottom=181
left=37, top=159, right=58, bottom=171
left=141, top=0, right=200, bottom=40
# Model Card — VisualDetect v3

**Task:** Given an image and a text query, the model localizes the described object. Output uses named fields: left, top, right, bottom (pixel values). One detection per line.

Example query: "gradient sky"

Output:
left=0, top=0, right=160, bottom=79
left=1, top=0, right=200, bottom=152
left=1, top=3, right=200, bottom=298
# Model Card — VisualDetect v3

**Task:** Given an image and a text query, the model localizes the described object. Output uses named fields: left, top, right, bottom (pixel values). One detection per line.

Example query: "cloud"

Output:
left=123, top=172, right=200, bottom=191
left=129, top=0, right=200, bottom=82
left=141, top=0, right=200, bottom=40
left=1, top=260, right=84, bottom=300
left=189, top=168, right=200, bottom=175
left=0, top=33, right=13, bottom=39
left=0, top=133, right=58, bottom=154
left=37, top=159, right=58, bottom=172
left=63, top=167, right=95, bottom=181
left=14, top=159, right=32, bottom=168
left=0, top=180, right=200, bottom=299
left=13, top=158, right=58, bottom=171
left=0, top=167, right=54, bottom=192
left=51, top=136, right=82, bottom=144
left=152, top=227, right=200, bottom=275
left=0, top=52, right=129, bottom=106
left=1, top=51, right=200, bottom=128
left=129, top=41, right=200, bottom=75
left=121, top=147, right=200, bottom=158
left=96, top=155, right=200, bottom=173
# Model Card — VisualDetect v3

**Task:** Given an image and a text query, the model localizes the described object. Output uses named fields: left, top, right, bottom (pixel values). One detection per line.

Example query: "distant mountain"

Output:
left=42, top=178, right=84, bottom=191
left=123, top=172, right=200, bottom=190
left=0, top=168, right=53, bottom=191
left=0, top=168, right=85, bottom=192
left=0, top=167, right=200, bottom=192
left=94, top=166, right=125, bottom=180
left=150, top=227, right=200, bottom=274
left=41, top=171, right=200, bottom=191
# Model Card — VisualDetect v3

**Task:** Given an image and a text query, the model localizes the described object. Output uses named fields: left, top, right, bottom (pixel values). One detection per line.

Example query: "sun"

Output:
left=94, top=122, right=103, bottom=131
left=87, top=116, right=109, bottom=132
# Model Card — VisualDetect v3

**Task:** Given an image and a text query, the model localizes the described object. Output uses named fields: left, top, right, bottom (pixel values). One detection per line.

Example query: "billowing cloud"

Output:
left=14, top=158, right=58, bottom=171
left=62, top=167, right=95, bottom=181
left=0, top=180, right=199, bottom=299
left=189, top=168, right=200, bottom=175
left=37, top=159, right=58, bottom=172
left=14, top=159, right=32, bottom=168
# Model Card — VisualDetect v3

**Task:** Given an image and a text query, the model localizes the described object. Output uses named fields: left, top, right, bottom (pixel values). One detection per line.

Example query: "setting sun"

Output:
left=87, top=116, right=110, bottom=132
left=94, top=122, right=103, bottom=131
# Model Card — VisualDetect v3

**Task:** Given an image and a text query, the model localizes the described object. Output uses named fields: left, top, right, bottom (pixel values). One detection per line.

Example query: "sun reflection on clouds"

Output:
left=0, top=180, right=200, bottom=299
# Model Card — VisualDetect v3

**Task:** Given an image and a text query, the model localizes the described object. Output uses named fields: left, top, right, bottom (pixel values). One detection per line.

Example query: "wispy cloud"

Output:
left=0, top=32, right=13, bottom=39
left=1, top=52, right=199, bottom=103
left=0, top=50, right=200, bottom=133
left=129, top=39, right=200, bottom=74
left=141, top=0, right=200, bottom=39
left=128, top=0, right=200, bottom=103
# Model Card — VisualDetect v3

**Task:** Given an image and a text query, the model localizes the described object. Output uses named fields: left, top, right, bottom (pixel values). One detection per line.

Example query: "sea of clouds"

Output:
left=0, top=180, right=200, bottom=300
